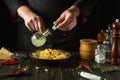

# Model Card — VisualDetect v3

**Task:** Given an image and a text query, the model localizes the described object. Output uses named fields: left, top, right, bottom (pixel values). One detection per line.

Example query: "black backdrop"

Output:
left=0, top=0, right=17, bottom=50
left=0, top=0, right=120, bottom=51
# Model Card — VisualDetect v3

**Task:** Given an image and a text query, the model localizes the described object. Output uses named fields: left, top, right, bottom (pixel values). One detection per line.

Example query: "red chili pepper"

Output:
left=47, top=49, right=52, bottom=54
left=0, top=59, right=18, bottom=65
left=78, top=62, right=92, bottom=72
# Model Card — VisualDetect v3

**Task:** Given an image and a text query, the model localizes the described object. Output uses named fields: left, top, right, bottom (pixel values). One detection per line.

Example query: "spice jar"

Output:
left=97, top=30, right=106, bottom=44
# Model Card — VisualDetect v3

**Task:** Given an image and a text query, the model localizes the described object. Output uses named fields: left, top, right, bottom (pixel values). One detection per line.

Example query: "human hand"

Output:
left=17, top=6, right=45, bottom=32
left=53, top=5, right=80, bottom=31
left=24, top=13, right=45, bottom=32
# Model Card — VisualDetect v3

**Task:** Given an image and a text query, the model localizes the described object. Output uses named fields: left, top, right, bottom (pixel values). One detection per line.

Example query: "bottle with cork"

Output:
left=111, top=19, right=120, bottom=65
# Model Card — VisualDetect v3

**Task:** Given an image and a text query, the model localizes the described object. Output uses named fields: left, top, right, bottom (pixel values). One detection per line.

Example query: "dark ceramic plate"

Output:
left=29, top=49, right=71, bottom=66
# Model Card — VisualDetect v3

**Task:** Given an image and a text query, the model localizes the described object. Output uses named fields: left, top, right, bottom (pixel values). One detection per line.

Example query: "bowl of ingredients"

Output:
left=29, top=48, right=71, bottom=66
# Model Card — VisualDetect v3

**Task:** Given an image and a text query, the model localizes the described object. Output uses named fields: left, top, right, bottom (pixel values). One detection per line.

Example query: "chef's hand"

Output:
left=53, top=5, right=80, bottom=31
left=17, top=5, right=45, bottom=32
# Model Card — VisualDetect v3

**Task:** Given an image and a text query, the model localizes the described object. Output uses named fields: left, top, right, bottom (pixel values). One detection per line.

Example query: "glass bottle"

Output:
left=110, top=30, right=112, bottom=45
left=103, top=29, right=111, bottom=62
left=31, top=25, right=57, bottom=47
left=107, top=24, right=112, bottom=44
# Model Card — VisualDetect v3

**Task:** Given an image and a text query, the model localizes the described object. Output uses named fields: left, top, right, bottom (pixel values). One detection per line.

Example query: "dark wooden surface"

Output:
left=0, top=52, right=120, bottom=80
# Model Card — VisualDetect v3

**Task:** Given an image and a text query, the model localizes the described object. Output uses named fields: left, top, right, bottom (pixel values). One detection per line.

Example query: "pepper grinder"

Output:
left=111, top=19, right=120, bottom=65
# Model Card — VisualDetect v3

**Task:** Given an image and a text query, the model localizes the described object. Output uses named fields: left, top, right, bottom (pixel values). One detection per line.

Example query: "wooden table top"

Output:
left=0, top=52, right=120, bottom=80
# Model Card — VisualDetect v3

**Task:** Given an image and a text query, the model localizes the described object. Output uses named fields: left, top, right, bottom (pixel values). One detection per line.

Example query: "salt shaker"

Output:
left=95, top=44, right=106, bottom=64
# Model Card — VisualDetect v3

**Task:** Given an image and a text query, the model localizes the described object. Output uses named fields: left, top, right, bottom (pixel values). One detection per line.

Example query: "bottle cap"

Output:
left=115, top=19, right=119, bottom=22
left=52, top=25, right=57, bottom=30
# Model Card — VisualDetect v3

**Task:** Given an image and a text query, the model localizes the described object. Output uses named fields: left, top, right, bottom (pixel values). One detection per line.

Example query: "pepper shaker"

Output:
left=111, top=19, right=120, bottom=65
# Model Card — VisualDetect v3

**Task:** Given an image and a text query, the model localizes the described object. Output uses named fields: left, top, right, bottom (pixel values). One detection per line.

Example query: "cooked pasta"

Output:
left=32, top=48, right=69, bottom=60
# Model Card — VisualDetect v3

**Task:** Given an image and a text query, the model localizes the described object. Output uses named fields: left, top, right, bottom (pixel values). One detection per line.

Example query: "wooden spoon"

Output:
left=0, top=67, right=29, bottom=77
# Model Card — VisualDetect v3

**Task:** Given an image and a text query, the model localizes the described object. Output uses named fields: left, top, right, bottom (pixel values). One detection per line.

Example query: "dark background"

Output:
left=0, top=0, right=120, bottom=51
left=0, top=0, right=17, bottom=50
